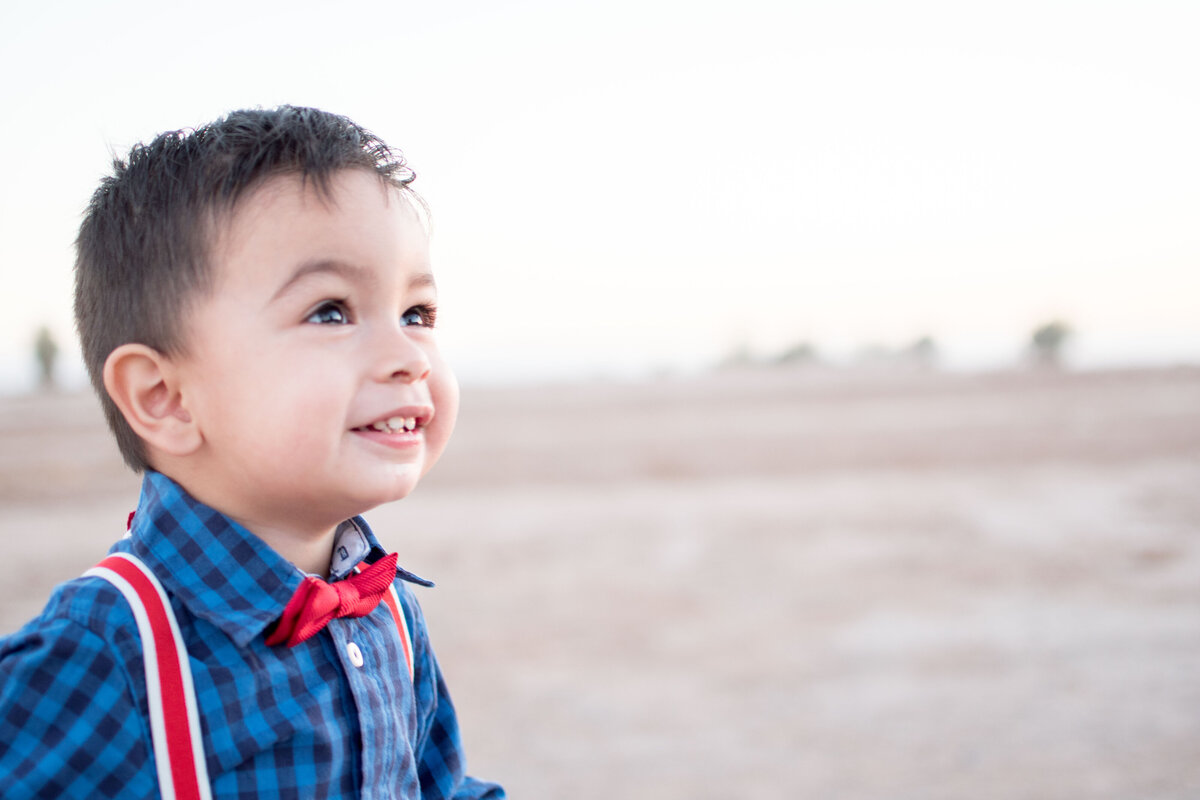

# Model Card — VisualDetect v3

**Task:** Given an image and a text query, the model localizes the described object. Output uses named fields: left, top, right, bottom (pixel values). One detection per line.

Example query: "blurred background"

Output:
left=2, top=1, right=1198, bottom=797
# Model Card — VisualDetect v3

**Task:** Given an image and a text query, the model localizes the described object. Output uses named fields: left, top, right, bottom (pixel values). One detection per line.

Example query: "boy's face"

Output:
left=170, top=169, right=458, bottom=534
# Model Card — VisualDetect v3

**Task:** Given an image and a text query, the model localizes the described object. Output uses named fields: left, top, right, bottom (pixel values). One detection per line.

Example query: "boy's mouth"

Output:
left=351, top=407, right=433, bottom=434
left=356, top=416, right=419, bottom=434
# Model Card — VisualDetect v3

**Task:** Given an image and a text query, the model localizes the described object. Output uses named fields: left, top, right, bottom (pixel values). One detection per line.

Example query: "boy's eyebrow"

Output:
left=272, top=259, right=371, bottom=301
left=408, top=272, right=437, bottom=290
left=271, top=259, right=436, bottom=301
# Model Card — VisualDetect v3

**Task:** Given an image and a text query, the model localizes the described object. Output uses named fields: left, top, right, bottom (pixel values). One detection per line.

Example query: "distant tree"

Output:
left=34, top=325, right=59, bottom=390
left=906, top=335, right=938, bottom=367
left=1030, top=320, right=1072, bottom=368
left=776, top=341, right=819, bottom=366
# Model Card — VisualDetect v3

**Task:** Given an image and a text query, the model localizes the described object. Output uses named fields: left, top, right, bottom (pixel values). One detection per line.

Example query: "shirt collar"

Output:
left=118, top=471, right=432, bottom=649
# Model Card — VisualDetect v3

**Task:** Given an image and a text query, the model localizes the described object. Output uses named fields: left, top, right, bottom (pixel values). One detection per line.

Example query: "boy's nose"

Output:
left=391, top=361, right=431, bottom=383
left=375, top=330, right=431, bottom=384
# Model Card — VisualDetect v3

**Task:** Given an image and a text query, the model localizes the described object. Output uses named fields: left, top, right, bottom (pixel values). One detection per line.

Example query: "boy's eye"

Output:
left=305, top=301, right=350, bottom=325
left=401, top=305, right=438, bottom=328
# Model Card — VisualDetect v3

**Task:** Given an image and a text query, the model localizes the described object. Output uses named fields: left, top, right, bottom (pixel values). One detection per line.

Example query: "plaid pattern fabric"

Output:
left=0, top=472, right=504, bottom=800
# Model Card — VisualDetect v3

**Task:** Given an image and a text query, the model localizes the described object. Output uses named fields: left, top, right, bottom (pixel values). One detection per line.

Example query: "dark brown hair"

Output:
left=74, top=106, right=417, bottom=471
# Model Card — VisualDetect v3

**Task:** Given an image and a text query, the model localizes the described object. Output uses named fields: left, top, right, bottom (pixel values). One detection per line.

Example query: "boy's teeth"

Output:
left=365, top=416, right=420, bottom=433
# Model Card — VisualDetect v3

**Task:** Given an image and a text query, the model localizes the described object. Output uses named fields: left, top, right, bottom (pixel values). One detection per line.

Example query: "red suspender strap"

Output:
left=383, top=584, right=415, bottom=681
left=355, top=566, right=415, bottom=680
left=85, top=554, right=212, bottom=800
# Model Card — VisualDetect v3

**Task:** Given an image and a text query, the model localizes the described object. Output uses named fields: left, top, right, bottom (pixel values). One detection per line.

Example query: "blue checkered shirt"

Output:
left=0, top=471, right=505, bottom=799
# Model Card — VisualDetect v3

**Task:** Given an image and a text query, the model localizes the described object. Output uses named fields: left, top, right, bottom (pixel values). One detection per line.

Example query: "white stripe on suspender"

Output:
left=85, top=553, right=212, bottom=800
left=388, top=584, right=416, bottom=682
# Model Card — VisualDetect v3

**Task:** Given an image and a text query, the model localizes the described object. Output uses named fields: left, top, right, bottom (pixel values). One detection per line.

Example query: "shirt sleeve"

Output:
left=0, top=617, right=157, bottom=799
left=404, top=590, right=506, bottom=800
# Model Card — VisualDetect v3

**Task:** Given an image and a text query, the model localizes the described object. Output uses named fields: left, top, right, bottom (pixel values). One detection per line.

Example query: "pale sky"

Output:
left=2, top=0, right=1198, bottom=390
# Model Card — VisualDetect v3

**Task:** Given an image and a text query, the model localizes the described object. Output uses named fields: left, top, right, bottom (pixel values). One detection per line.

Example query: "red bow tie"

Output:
left=266, top=553, right=399, bottom=647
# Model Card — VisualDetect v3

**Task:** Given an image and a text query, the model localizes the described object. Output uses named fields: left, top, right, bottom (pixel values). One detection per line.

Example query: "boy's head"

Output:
left=75, top=107, right=457, bottom=530
left=75, top=106, right=417, bottom=472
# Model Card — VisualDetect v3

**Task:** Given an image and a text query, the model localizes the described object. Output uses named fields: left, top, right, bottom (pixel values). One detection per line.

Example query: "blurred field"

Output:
left=2, top=365, right=1199, bottom=798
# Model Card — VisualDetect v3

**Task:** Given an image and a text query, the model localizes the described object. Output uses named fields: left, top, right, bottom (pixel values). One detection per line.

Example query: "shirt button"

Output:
left=346, top=641, right=364, bottom=668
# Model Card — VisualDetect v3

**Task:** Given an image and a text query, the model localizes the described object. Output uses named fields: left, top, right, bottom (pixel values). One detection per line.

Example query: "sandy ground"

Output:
left=2, top=366, right=1199, bottom=798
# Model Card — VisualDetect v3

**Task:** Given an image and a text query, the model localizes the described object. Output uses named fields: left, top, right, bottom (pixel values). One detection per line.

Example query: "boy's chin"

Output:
left=311, top=465, right=429, bottom=522
left=355, top=474, right=423, bottom=509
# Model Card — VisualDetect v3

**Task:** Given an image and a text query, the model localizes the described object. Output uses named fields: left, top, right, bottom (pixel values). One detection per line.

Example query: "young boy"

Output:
left=0, top=107, right=504, bottom=799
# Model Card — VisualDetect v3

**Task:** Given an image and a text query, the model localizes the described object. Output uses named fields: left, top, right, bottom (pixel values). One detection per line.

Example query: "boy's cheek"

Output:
left=424, top=366, right=459, bottom=474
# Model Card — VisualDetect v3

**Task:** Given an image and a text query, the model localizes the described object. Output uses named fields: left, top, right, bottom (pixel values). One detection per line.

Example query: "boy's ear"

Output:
left=103, top=344, right=201, bottom=458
